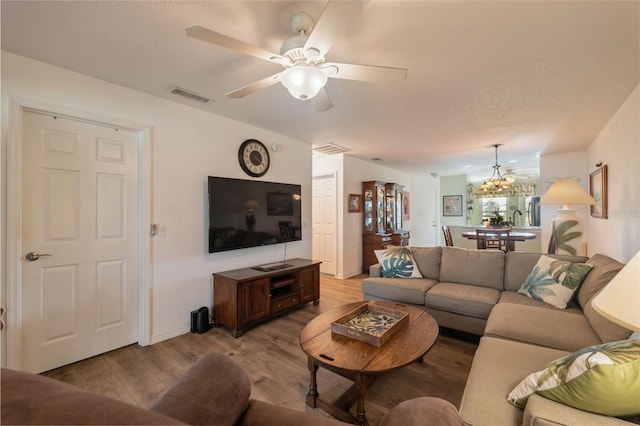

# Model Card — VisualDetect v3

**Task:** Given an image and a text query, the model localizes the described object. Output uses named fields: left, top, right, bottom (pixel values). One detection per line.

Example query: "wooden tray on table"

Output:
left=331, top=303, right=409, bottom=347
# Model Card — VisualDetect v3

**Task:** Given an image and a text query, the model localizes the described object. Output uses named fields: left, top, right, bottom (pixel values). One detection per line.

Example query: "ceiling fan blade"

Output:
left=323, top=62, right=408, bottom=83
left=304, top=1, right=364, bottom=58
left=311, top=88, right=333, bottom=112
left=226, top=73, right=282, bottom=99
left=186, top=25, right=288, bottom=65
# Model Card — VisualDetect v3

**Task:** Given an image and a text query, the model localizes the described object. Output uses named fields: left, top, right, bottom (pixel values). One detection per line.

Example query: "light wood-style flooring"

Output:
left=43, top=274, right=478, bottom=425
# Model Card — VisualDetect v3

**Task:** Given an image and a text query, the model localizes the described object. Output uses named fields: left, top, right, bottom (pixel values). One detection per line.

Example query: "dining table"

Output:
left=461, top=229, right=537, bottom=252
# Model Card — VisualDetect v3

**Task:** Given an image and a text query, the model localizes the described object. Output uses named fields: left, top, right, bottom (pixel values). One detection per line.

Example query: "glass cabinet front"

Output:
left=364, top=188, right=374, bottom=232
left=376, top=186, right=385, bottom=233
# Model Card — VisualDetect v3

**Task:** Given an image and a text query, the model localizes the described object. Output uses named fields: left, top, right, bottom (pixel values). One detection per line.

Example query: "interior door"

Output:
left=20, top=111, right=139, bottom=373
left=312, top=175, right=337, bottom=275
left=409, top=185, right=439, bottom=246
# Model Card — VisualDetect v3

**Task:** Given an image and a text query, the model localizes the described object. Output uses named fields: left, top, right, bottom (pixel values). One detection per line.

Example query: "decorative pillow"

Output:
left=518, top=255, right=593, bottom=309
left=374, top=246, right=423, bottom=278
left=507, top=339, right=640, bottom=416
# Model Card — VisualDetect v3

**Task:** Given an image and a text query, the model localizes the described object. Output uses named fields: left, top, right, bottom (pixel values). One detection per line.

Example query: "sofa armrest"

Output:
left=380, top=397, right=461, bottom=426
left=523, top=394, right=638, bottom=425
left=151, top=352, right=251, bottom=425
left=0, top=368, right=182, bottom=425
left=369, top=263, right=382, bottom=277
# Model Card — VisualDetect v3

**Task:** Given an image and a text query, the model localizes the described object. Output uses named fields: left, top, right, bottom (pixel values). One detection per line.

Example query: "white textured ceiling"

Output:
left=2, top=1, right=639, bottom=181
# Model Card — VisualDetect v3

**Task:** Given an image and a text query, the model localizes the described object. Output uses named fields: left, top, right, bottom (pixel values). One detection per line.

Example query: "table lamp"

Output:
left=540, top=178, right=595, bottom=256
left=591, top=250, right=640, bottom=337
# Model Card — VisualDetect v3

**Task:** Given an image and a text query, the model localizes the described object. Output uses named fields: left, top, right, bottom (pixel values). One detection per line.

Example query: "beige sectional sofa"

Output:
left=363, top=246, right=637, bottom=426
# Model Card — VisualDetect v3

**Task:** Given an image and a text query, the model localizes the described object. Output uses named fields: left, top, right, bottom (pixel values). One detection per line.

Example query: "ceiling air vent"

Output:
left=169, top=86, right=213, bottom=104
left=312, top=143, right=350, bottom=155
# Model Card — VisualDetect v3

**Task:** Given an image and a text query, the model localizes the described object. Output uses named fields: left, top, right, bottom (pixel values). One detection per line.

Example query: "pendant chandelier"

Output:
left=479, top=144, right=512, bottom=192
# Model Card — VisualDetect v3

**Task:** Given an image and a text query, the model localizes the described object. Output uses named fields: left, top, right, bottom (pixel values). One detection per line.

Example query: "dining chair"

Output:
left=442, top=226, right=453, bottom=246
left=476, top=229, right=510, bottom=252
left=548, top=233, right=556, bottom=254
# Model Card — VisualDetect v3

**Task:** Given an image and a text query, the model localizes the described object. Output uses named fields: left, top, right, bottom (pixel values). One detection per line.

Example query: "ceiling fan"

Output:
left=185, top=1, right=408, bottom=111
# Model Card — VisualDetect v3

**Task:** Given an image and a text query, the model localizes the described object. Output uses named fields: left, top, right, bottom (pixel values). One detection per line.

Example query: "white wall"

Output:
left=587, top=85, right=640, bottom=263
left=312, top=154, right=410, bottom=279
left=1, top=51, right=313, bottom=344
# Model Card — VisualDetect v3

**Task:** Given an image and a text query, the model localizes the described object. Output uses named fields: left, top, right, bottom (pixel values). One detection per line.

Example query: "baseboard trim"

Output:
left=149, top=327, right=190, bottom=345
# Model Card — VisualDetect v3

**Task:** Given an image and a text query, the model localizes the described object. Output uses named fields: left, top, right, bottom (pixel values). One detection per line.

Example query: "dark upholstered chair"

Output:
left=2, top=352, right=462, bottom=425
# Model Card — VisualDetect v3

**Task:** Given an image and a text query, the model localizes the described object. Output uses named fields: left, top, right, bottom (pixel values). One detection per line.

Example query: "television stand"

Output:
left=213, top=258, right=321, bottom=337
left=252, top=262, right=293, bottom=272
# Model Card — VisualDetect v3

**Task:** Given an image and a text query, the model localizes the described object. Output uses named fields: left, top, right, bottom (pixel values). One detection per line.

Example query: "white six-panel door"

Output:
left=21, top=111, right=139, bottom=373
left=312, top=175, right=337, bottom=275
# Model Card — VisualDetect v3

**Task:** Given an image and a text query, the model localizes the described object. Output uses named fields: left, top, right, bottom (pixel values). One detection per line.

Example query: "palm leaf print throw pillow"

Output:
left=508, top=339, right=640, bottom=416
left=518, top=255, right=593, bottom=308
left=374, top=246, right=423, bottom=278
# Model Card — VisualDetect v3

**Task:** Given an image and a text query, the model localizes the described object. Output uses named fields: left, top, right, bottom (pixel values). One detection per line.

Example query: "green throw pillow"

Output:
left=374, top=246, right=423, bottom=278
left=518, top=255, right=593, bottom=309
left=507, top=339, right=640, bottom=416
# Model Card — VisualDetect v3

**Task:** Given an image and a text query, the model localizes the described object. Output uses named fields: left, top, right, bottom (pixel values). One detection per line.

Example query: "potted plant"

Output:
left=488, top=211, right=511, bottom=228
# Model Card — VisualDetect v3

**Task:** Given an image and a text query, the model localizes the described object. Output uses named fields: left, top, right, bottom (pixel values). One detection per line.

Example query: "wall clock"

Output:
left=238, top=139, right=270, bottom=177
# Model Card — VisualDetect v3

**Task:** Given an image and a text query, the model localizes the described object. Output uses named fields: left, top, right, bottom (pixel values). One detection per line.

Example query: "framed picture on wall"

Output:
left=443, top=195, right=463, bottom=217
left=590, top=165, right=608, bottom=219
left=402, top=192, right=410, bottom=220
left=348, top=194, right=362, bottom=213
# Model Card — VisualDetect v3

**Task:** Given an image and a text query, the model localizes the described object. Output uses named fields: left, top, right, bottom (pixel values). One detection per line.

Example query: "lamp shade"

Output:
left=280, top=65, right=328, bottom=100
left=540, top=178, right=595, bottom=206
left=591, top=250, right=640, bottom=332
left=244, top=200, right=260, bottom=210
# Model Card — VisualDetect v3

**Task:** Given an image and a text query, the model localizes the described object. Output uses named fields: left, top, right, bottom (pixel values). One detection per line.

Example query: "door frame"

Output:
left=312, top=172, right=339, bottom=277
left=4, top=96, right=153, bottom=370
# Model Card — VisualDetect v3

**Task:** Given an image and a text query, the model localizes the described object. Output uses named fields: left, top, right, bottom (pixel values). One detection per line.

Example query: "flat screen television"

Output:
left=208, top=176, right=302, bottom=253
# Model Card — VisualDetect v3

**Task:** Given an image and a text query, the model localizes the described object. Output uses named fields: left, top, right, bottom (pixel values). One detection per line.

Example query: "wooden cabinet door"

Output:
left=243, top=278, right=270, bottom=324
left=298, top=265, right=319, bottom=304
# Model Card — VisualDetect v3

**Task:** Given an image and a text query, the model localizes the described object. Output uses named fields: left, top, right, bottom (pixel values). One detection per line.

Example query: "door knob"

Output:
left=25, top=252, right=52, bottom=261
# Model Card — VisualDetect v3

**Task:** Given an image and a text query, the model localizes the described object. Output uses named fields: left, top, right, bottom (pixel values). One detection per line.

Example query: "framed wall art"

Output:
left=443, top=195, right=463, bottom=217
left=402, top=192, right=410, bottom=220
left=590, top=165, right=608, bottom=219
left=348, top=194, right=362, bottom=213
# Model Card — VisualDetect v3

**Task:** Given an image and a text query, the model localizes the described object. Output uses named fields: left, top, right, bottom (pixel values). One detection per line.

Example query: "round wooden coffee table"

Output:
left=299, top=301, right=438, bottom=425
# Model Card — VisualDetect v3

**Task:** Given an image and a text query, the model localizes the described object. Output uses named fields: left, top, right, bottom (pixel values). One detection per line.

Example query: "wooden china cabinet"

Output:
left=362, top=181, right=392, bottom=273
left=362, top=181, right=411, bottom=273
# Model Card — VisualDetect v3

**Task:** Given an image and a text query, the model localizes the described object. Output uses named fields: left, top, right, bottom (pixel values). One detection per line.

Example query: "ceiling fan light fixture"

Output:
left=280, top=65, right=328, bottom=100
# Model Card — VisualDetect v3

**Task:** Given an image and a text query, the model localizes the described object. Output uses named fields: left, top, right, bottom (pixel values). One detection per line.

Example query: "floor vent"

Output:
left=169, top=86, right=213, bottom=104
left=312, top=143, right=350, bottom=155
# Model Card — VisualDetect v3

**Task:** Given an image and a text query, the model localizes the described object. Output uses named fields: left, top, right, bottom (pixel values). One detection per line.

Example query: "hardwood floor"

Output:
left=43, top=274, right=478, bottom=425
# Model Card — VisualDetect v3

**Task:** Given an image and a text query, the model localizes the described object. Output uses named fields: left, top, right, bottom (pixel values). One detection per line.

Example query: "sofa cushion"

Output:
left=578, top=254, right=632, bottom=343
left=498, top=291, right=582, bottom=314
left=439, top=247, right=505, bottom=290
left=507, top=339, right=640, bottom=417
left=584, top=294, right=633, bottom=343
left=504, top=252, right=588, bottom=292
left=577, top=253, right=625, bottom=308
left=425, top=282, right=500, bottom=319
left=362, top=277, right=437, bottom=305
left=485, top=303, right=601, bottom=352
left=410, top=246, right=442, bottom=280
left=459, top=336, right=569, bottom=426
left=375, top=246, right=423, bottom=278
left=517, top=255, right=593, bottom=309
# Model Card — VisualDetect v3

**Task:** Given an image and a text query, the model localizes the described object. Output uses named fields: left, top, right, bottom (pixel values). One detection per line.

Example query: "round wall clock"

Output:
left=238, top=139, right=270, bottom=177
